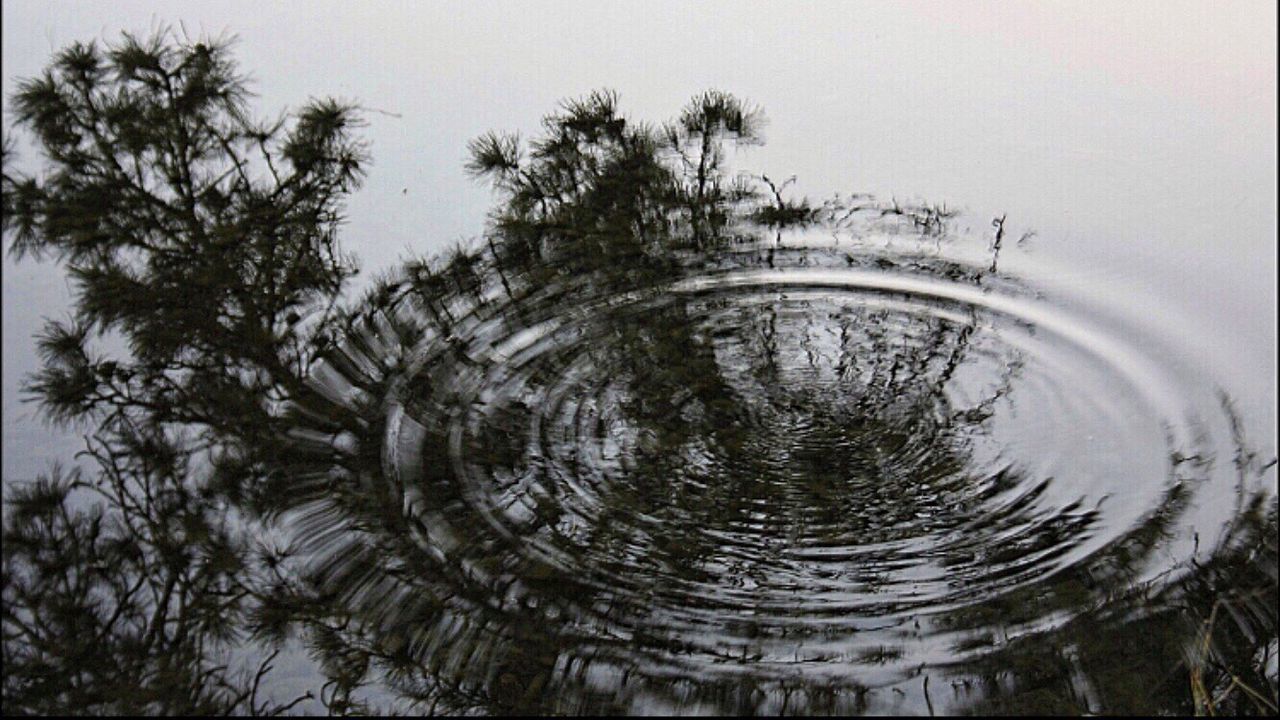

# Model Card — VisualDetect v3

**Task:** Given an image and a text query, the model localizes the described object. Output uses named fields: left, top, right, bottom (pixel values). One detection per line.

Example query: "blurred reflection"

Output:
left=268, top=204, right=1275, bottom=714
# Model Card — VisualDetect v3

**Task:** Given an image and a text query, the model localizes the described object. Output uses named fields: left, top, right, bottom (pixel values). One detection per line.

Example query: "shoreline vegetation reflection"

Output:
left=2, top=30, right=1276, bottom=715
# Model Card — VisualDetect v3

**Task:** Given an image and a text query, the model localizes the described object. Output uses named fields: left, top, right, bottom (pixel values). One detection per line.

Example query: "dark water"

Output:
left=279, top=212, right=1276, bottom=714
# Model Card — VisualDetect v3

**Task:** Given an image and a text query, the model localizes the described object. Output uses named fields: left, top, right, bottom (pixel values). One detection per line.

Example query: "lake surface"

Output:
left=279, top=210, right=1276, bottom=714
left=2, top=5, right=1273, bottom=714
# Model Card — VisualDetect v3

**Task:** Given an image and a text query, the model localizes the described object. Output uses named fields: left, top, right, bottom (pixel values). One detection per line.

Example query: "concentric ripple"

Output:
left=285, top=237, right=1267, bottom=714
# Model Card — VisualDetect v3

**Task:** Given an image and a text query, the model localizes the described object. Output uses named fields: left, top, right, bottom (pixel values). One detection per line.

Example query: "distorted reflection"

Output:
left=271, top=203, right=1276, bottom=714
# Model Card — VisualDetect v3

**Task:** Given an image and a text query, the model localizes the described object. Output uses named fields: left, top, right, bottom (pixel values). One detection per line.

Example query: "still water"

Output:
left=278, top=205, right=1276, bottom=714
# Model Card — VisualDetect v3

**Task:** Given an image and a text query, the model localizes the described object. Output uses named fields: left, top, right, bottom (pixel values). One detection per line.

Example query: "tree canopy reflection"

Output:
left=3, top=30, right=1275, bottom=716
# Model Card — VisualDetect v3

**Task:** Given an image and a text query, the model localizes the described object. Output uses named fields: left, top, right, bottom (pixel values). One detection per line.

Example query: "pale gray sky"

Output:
left=4, top=0, right=1276, bottom=479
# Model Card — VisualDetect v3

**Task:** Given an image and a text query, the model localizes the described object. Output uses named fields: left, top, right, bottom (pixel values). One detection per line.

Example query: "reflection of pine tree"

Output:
left=1, top=434, right=311, bottom=714
left=2, top=29, right=368, bottom=713
left=265, top=88, right=1045, bottom=712
left=8, top=30, right=1268, bottom=713
left=466, top=89, right=773, bottom=279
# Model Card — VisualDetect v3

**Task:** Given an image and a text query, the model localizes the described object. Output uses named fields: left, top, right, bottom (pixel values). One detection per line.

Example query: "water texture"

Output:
left=278, top=212, right=1276, bottom=714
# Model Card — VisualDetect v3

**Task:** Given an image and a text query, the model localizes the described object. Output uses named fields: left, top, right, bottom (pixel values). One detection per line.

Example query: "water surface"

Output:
left=280, top=212, right=1276, bottom=714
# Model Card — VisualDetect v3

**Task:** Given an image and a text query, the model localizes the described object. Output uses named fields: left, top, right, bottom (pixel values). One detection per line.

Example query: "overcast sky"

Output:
left=4, top=1, right=1277, bottom=482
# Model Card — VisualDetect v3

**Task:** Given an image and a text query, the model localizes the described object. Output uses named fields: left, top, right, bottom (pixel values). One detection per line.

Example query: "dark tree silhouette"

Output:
left=2, top=30, right=364, bottom=440
left=2, top=28, right=368, bottom=714
left=465, top=88, right=789, bottom=279
left=8, top=29, right=1271, bottom=716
